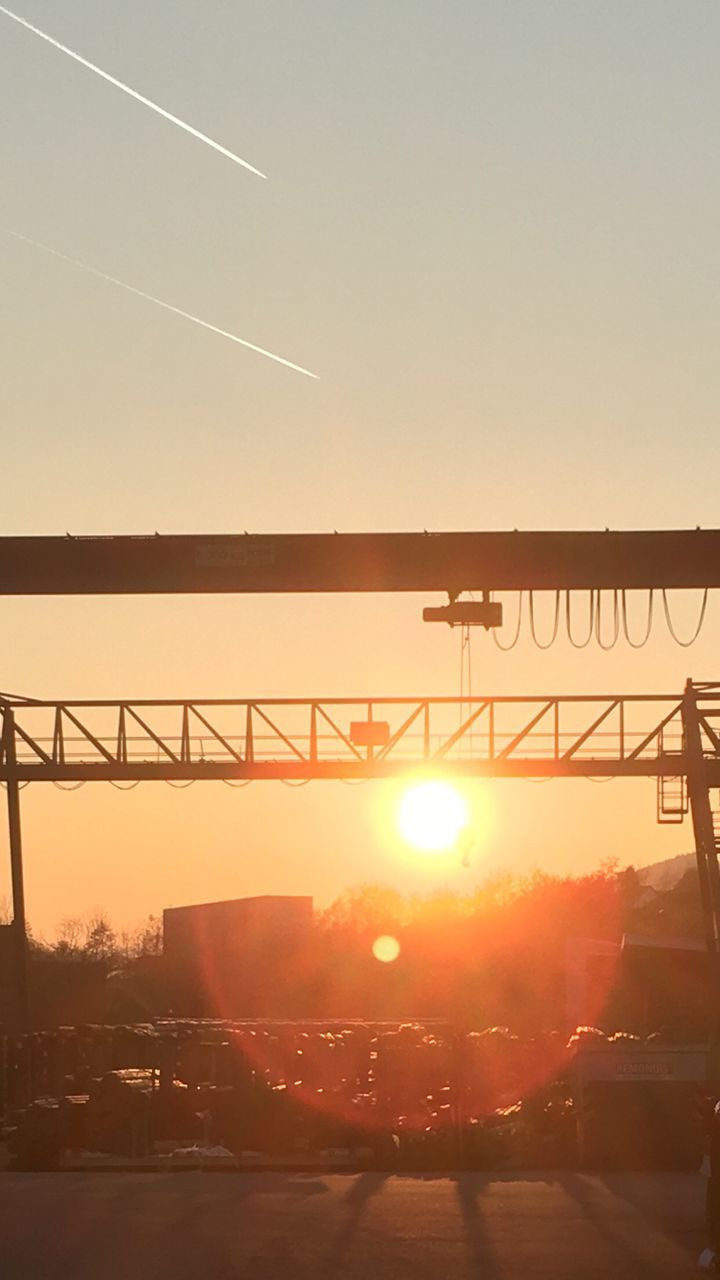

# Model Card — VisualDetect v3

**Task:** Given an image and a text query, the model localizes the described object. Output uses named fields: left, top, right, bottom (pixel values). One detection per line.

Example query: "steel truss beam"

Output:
left=4, top=682, right=720, bottom=1032
left=1, top=529, right=720, bottom=595
left=1, top=690, right=720, bottom=782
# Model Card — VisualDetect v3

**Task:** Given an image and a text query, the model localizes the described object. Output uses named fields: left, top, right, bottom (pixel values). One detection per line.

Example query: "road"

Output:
left=0, top=1170, right=706, bottom=1279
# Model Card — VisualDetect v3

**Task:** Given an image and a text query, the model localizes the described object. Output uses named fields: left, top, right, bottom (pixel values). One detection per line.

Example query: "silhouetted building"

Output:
left=566, top=932, right=711, bottom=1039
left=565, top=937, right=620, bottom=1030
left=620, top=933, right=710, bottom=1039
left=163, top=895, right=313, bottom=1018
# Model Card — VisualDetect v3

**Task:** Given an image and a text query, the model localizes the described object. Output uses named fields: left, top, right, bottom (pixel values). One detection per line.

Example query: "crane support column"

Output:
left=682, top=682, right=720, bottom=1027
left=3, top=710, right=29, bottom=1030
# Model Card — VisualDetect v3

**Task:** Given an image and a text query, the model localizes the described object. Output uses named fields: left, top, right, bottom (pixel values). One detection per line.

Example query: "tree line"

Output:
left=6, top=858, right=705, bottom=1032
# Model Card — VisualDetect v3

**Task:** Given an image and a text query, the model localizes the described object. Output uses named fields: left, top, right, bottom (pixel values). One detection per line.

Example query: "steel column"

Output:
left=682, top=683, right=720, bottom=1028
left=3, top=710, right=29, bottom=1029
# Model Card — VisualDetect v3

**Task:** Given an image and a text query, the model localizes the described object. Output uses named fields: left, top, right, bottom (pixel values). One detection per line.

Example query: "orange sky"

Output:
left=1, top=2, right=718, bottom=934
left=0, top=590, right=711, bottom=937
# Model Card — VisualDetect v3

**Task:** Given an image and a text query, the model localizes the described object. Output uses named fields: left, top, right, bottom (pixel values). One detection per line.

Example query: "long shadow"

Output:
left=451, top=1174, right=504, bottom=1280
left=594, top=1168, right=705, bottom=1239
left=322, top=1171, right=389, bottom=1273
left=556, top=1171, right=697, bottom=1277
left=0, top=1171, right=331, bottom=1280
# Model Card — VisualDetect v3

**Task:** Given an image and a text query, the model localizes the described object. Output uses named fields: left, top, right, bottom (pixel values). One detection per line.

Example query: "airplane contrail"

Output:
left=0, top=3, right=267, bottom=179
left=3, top=227, right=318, bottom=379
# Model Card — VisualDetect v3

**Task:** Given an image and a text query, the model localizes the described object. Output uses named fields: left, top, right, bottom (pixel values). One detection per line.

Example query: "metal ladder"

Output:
left=657, top=721, right=688, bottom=823
left=657, top=769, right=688, bottom=823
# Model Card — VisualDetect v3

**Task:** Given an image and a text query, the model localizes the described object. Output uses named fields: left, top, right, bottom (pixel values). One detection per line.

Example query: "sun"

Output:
left=397, top=780, right=469, bottom=852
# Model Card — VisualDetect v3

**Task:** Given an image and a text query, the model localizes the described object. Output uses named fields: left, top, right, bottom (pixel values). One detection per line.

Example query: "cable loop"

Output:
left=492, top=592, right=524, bottom=650
left=621, top=590, right=654, bottom=648
left=528, top=590, right=561, bottom=649
left=594, top=590, right=620, bottom=651
left=565, top=590, right=595, bottom=649
left=662, top=588, right=708, bottom=647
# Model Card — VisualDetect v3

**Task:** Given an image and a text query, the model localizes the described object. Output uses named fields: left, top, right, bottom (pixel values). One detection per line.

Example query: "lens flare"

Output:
left=372, top=935, right=400, bottom=963
left=398, top=780, right=469, bottom=852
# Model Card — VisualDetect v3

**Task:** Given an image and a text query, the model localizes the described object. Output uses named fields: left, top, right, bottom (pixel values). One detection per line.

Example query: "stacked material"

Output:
left=85, top=1069, right=154, bottom=1157
left=8, top=1097, right=63, bottom=1170
left=1, top=1020, right=711, bottom=1170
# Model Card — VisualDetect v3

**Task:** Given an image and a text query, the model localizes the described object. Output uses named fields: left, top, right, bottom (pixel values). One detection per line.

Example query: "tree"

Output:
left=83, top=914, right=117, bottom=964
left=318, top=884, right=408, bottom=934
left=53, top=916, right=84, bottom=959
left=134, top=914, right=163, bottom=957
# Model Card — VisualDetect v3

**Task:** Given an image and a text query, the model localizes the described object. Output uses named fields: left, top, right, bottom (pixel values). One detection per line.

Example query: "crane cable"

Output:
left=662, top=587, right=709, bottom=647
left=594, top=589, right=620, bottom=651
left=458, top=621, right=475, bottom=749
left=459, top=622, right=472, bottom=717
left=492, top=591, right=524, bottom=650
left=528, top=590, right=561, bottom=649
left=489, top=587, right=707, bottom=649
left=621, top=589, right=655, bottom=648
left=565, top=590, right=596, bottom=649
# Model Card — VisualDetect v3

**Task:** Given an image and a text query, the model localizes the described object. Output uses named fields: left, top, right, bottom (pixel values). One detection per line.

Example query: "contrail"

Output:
left=0, top=4, right=267, bottom=179
left=3, top=227, right=318, bottom=379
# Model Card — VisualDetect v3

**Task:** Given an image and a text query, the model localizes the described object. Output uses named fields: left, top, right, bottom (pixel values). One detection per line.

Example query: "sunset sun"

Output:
left=397, top=780, right=470, bottom=853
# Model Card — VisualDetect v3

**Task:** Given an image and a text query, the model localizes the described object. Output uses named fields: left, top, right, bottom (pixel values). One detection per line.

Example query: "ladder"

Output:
left=657, top=721, right=688, bottom=823
left=657, top=769, right=688, bottom=823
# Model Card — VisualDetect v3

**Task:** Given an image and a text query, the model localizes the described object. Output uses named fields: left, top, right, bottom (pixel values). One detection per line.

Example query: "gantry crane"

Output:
left=1, top=527, right=720, bottom=1028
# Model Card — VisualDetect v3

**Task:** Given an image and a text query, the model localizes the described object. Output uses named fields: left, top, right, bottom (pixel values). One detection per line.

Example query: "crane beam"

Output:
left=1, top=529, right=720, bottom=595
left=1, top=689, right=718, bottom=781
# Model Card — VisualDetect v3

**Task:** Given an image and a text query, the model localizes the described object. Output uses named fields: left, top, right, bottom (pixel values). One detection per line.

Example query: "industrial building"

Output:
left=163, top=895, right=314, bottom=1018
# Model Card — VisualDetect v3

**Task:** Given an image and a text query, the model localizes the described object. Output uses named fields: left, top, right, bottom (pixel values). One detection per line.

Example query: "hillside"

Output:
left=638, top=852, right=695, bottom=892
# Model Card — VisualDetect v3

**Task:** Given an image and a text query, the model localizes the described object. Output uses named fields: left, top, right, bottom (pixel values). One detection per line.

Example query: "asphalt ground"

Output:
left=0, top=1170, right=707, bottom=1279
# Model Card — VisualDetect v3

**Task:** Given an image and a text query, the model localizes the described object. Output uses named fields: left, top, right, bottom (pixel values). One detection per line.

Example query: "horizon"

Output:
left=5, top=848, right=694, bottom=944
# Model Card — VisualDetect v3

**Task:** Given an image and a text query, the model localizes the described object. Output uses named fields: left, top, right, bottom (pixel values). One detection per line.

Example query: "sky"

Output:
left=0, top=1, right=718, bottom=935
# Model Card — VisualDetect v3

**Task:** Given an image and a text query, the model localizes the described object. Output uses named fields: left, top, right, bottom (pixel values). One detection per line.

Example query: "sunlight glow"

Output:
left=398, top=780, right=469, bottom=853
left=372, top=935, right=400, bottom=963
